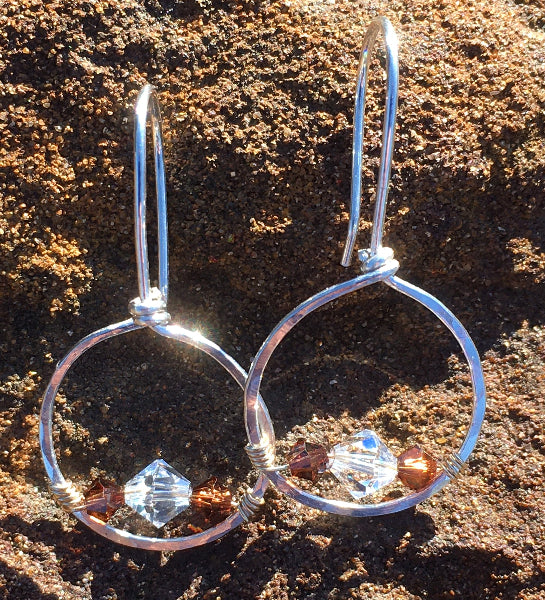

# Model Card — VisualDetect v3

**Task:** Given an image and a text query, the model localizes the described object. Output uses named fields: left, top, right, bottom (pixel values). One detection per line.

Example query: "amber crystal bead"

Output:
left=83, top=478, right=125, bottom=521
left=191, top=477, right=233, bottom=522
left=287, top=438, right=330, bottom=482
left=397, top=447, right=438, bottom=490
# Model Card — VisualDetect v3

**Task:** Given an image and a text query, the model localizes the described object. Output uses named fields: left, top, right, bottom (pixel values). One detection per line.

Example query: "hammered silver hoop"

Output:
left=39, top=85, right=273, bottom=550
left=243, top=17, right=486, bottom=517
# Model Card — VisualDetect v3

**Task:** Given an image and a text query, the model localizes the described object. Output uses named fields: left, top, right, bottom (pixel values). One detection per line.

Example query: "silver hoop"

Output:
left=243, top=18, right=486, bottom=517
left=39, top=85, right=273, bottom=550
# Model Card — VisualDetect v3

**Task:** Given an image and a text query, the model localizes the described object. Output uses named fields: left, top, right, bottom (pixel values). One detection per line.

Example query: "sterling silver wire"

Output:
left=243, top=17, right=486, bottom=517
left=40, top=85, right=272, bottom=550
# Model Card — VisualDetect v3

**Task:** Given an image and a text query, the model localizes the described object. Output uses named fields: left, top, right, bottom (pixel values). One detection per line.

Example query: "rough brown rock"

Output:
left=1, top=0, right=544, bottom=598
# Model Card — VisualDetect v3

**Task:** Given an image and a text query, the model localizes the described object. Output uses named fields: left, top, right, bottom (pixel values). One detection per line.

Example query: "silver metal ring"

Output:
left=243, top=17, right=486, bottom=517
left=40, top=320, right=271, bottom=549
left=39, top=85, right=272, bottom=550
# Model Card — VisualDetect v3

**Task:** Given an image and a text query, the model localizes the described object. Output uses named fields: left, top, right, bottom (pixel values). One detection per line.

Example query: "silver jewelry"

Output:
left=243, top=17, right=486, bottom=517
left=39, top=85, right=272, bottom=550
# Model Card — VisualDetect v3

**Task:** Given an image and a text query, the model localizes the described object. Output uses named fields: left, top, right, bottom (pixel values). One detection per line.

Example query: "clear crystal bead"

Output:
left=329, top=430, right=398, bottom=500
left=124, top=459, right=192, bottom=528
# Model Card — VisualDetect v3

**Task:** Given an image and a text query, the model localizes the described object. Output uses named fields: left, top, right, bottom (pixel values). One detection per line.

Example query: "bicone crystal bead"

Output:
left=397, top=446, right=438, bottom=490
left=124, top=459, right=192, bottom=528
left=83, top=478, right=124, bottom=522
left=191, top=477, right=233, bottom=523
left=329, top=430, right=398, bottom=500
left=287, top=438, right=331, bottom=482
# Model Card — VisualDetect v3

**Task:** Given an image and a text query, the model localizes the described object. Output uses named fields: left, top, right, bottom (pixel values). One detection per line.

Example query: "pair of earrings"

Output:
left=39, top=18, right=486, bottom=551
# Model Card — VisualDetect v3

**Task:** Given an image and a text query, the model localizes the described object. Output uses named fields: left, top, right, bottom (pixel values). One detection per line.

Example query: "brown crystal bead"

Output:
left=83, top=478, right=125, bottom=522
left=287, top=438, right=330, bottom=482
left=397, top=446, right=438, bottom=490
left=191, top=477, right=233, bottom=523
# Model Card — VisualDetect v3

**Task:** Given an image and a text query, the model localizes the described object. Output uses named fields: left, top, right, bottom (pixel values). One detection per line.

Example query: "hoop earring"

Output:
left=243, top=17, right=486, bottom=517
left=39, top=85, right=272, bottom=550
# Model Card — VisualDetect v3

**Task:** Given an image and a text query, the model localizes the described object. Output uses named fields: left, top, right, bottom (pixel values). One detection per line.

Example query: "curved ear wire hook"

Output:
left=130, top=85, right=170, bottom=326
left=134, top=84, right=169, bottom=303
left=341, top=17, right=399, bottom=271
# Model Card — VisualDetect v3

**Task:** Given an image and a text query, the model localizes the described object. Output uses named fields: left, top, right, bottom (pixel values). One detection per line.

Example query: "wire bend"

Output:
left=341, top=16, right=399, bottom=269
left=134, top=84, right=169, bottom=304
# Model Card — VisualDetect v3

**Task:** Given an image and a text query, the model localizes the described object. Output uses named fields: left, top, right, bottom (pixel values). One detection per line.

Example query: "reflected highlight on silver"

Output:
left=244, top=17, right=486, bottom=517
left=39, top=85, right=271, bottom=550
left=342, top=16, right=399, bottom=268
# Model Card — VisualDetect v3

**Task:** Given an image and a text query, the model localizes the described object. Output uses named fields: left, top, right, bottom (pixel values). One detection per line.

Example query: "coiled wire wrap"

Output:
left=245, top=442, right=276, bottom=470
left=49, top=480, right=85, bottom=513
left=129, top=287, right=171, bottom=326
left=358, top=246, right=395, bottom=274
left=442, top=452, right=465, bottom=480
left=237, top=489, right=265, bottom=522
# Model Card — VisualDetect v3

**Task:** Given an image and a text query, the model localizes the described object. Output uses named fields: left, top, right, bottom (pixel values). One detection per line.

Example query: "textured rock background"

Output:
left=1, top=0, right=544, bottom=598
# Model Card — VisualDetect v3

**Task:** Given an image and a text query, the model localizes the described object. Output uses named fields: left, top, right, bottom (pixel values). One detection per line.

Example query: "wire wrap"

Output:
left=50, top=480, right=85, bottom=513
left=245, top=442, right=276, bottom=470
left=129, top=287, right=171, bottom=326
left=442, top=452, right=465, bottom=479
left=237, top=489, right=265, bottom=522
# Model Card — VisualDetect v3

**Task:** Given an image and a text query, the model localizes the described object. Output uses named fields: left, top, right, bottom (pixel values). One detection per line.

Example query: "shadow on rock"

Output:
left=0, top=560, right=60, bottom=600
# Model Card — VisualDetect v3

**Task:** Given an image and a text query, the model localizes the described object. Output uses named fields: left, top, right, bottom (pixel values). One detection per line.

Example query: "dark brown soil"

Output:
left=1, top=1, right=544, bottom=598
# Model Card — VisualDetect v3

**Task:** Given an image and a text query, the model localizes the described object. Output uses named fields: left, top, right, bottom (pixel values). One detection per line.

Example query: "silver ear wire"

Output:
left=130, top=85, right=171, bottom=326
left=133, top=84, right=169, bottom=303
left=341, top=17, right=399, bottom=272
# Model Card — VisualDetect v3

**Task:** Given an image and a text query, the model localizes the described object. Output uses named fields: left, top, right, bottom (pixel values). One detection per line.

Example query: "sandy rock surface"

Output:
left=1, top=0, right=544, bottom=598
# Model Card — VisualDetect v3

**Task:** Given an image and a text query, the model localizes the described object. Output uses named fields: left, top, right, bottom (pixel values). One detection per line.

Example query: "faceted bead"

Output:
left=83, top=478, right=124, bottom=521
left=397, top=446, right=438, bottom=490
left=191, top=477, right=233, bottom=522
left=329, top=430, right=398, bottom=500
left=124, top=459, right=192, bottom=528
left=287, top=438, right=330, bottom=482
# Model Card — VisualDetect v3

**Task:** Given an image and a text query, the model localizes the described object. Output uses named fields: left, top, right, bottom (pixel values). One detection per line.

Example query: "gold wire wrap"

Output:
left=237, top=489, right=265, bottom=522
left=442, top=452, right=465, bottom=480
left=50, top=480, right=85, bottom=512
